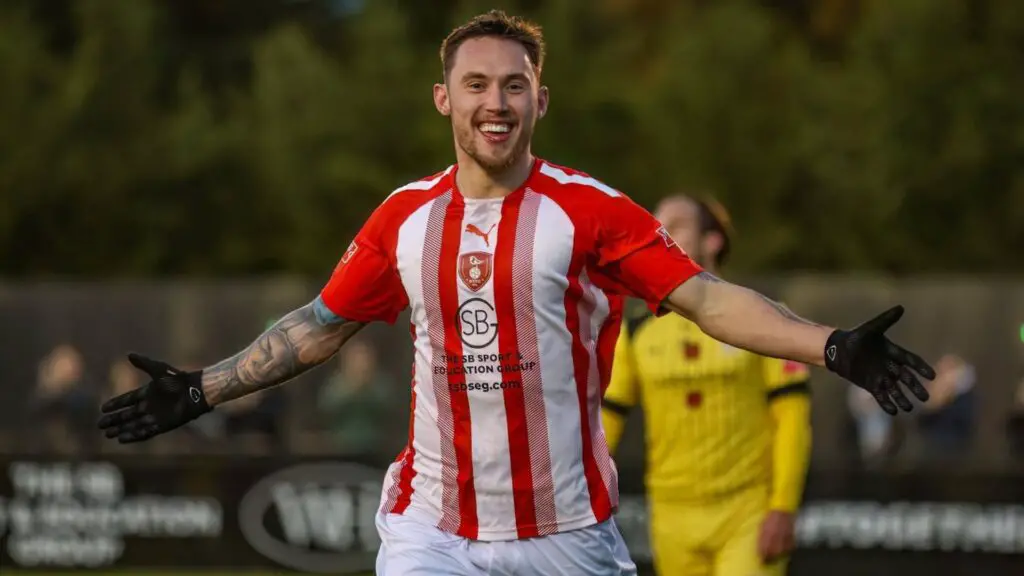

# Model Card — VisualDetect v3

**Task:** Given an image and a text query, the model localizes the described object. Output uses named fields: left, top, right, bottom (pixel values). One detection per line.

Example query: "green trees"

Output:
left=1, top=0, right=1020, bottom=276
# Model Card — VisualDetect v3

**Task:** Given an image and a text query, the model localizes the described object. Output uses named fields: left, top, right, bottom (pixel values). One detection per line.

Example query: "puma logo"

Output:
left=465, top=223, right=496, bottom=247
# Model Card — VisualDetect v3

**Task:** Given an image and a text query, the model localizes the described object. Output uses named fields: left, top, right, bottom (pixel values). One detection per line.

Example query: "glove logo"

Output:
left=189, top=387, right=202, bottom=403
left=826, top=345, right=837, bottom=362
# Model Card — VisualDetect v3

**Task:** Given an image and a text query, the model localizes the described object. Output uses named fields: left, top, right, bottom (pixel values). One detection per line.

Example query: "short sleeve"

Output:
left=595, top=196, right=702, bottom=313
left=762, top=356, right=811, bottom=393
left=319, top=206, right=409, bottom=324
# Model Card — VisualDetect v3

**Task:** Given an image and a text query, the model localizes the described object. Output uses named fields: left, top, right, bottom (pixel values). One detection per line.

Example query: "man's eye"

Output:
left=508, top=83, right=525, bottom=92
left=468, top=82, right=485, bottom=90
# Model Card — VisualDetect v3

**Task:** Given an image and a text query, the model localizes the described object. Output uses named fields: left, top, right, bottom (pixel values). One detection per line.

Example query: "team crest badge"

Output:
left=459, top=251, right=492, bottom=292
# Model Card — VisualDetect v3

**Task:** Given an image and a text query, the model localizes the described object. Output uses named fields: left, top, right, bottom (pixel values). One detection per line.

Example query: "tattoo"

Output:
left=756, top=293, right=822, bottom=327
left=202, top=296, right=363, bottom=405
left=697, top=271, right=724, bottom=283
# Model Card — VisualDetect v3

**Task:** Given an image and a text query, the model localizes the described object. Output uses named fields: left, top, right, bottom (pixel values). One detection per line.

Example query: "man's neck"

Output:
left=456, top=153, right=535, bottom=200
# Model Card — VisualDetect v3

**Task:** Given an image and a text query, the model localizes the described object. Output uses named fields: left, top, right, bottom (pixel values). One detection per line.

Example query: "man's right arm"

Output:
left=201, top=296, right=364, bottom=406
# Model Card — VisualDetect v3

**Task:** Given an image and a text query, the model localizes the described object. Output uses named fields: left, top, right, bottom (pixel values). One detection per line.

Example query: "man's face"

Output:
left=654, top=198, right=708, bottom=267
left=434, top=36, right=548, bottom=173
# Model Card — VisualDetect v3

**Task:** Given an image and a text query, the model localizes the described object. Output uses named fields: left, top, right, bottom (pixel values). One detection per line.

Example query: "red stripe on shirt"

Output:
left=388, top=324, right=419, bottom=514
left=594, top=301, right=623, bottom=508
left=420, top=193, right=464, bottom=534
left=437, top=195, right=479, bottom=539
left=493, top=190, right=538, bottom=538
left=564, top=251, right=613, bottom=523
left=513, top=190, right=558, bottom=534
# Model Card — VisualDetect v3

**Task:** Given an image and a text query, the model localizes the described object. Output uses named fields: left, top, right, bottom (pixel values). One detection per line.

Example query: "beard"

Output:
left=454, top=116, right=533, bottom=174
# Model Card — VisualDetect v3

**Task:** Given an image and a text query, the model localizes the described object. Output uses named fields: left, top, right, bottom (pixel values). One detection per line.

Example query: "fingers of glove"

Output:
left=872, top=381, right=898, bottom=416
left=899, top=367, right=929, bottom=402
left=899, top=347, right=936, bottom=380
left=100, top=387, right=144, bottom=413
left=886, top=379, right=914, bottom=413
left=128, top=353, right=177, bottom=379
left=118, top=421, right=161, bottom=444
left=859, top=305, right=904, bottom=335
left=97, top=404, right=142, bottom=429
left=102, top=414, right=156, bottom=438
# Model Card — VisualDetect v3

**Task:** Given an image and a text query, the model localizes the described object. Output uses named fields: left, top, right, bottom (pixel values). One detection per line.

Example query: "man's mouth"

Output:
left=478, top=122, right=513, bottom=143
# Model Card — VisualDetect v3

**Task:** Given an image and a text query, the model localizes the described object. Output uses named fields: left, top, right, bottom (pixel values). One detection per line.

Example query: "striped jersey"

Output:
left=319, top=159, right=701, bottom=541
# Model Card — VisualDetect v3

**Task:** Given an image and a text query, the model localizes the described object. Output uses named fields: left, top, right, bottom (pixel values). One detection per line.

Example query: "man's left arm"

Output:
left=663, top=272, right=832, bottom=367
left=659, top=272, right=935, bottom=414
left=591, top=193, right=934, bottom=415
left=759, top=373, right=812, bottom=562
left=764, top=360, right=813, bottom=513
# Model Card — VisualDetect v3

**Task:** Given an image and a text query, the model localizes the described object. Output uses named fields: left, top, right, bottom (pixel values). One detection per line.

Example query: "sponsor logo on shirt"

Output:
left=456, top=298, right=498, bottom=349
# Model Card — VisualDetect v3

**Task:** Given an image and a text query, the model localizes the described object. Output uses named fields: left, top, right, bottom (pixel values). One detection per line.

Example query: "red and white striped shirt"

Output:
left=320, top=159, right=701, bottom=541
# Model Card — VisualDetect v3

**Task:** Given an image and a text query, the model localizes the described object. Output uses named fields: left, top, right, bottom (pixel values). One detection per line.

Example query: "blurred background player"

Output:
left=602, top=194, right=812, bottom=576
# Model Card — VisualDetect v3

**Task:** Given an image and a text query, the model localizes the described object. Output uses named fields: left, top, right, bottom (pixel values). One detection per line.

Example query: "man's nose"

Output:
left=484, top=86, right=508, bottom=112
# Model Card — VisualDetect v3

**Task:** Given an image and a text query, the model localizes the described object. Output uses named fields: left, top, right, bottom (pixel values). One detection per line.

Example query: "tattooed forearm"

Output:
left=699, top=271, right=820, bottom=327
left=664, top=269, right=833, bottom=365
left=755, top=293, right=823, bottom=327
left=201, top=297, right=364, bottom=406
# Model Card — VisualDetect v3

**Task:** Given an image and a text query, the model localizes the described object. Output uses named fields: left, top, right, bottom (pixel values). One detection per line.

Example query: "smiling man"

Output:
left=97, top=10, right=935, bottom=576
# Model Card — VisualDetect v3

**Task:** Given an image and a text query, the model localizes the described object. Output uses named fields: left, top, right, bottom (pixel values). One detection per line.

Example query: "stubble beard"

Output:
left=455, top=121, right=532, bottom=175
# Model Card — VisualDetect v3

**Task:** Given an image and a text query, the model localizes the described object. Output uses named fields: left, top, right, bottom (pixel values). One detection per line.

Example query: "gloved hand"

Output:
left=97, top=353, right=212, bottom=443
left=825, top=305, right=936, bottom=415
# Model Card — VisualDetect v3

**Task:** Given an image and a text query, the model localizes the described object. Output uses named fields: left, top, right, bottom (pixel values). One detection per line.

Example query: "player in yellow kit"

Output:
left=602, top=194, right=812, bottom=576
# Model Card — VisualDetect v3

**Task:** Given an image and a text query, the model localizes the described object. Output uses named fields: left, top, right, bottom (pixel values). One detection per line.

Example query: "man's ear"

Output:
left=538, top=85, right=549, bottom=118
left=701, top=231, right=724, bottom=261
left=434, top=83, right=450, bottom=116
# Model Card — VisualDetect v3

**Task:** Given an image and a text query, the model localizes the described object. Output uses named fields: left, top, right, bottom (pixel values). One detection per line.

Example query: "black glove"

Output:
left=824, top=305, right=936, bottom=415
left=97, top=353, right=212, bottom=443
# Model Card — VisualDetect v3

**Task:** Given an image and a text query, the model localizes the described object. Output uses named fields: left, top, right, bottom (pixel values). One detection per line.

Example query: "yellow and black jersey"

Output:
left=603, top=307, right=811, bottom=508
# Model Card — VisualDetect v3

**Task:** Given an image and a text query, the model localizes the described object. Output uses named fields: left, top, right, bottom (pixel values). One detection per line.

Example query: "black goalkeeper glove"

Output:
left=824, top=305, right=936, bottom=415
left=97, top=353, right=212, bottom=443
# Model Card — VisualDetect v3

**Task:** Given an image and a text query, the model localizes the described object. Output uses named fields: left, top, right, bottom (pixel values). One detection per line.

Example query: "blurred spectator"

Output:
left=846, top=386, right=904, bottom=470
left=318, top=338, right=395, bottom=458
left=101, top=357, right=145, bottom=454
left=30, top=344, right=96, bottom=454
left=1005, top=379, right=1024, bottom=461
left=220, top=387, right=287, bottom=453
left=916, top=353, right=977, bottom=464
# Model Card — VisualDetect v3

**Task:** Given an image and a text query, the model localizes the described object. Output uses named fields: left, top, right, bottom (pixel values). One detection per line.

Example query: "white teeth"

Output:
left=480, top=123, right=510, bottom=133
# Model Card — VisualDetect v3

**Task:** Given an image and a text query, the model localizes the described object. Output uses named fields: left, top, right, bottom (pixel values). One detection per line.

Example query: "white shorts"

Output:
left=375, top=512, right=637, bottom=576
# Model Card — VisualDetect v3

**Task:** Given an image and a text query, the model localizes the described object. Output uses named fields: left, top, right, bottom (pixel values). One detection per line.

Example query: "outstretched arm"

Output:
left=663, top=272, right=834, bottom=366
left=202, top=296, right=365, bottom=406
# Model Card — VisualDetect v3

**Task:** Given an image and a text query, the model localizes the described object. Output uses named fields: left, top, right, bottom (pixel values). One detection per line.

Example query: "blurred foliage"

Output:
left=0, top=0, right=1021, bottom=277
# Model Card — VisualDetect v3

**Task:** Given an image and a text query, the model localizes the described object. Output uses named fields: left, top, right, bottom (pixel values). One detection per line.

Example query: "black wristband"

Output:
left=185, top=370, right=213, bottom=415
left=824, top=329, right=844, bottom=374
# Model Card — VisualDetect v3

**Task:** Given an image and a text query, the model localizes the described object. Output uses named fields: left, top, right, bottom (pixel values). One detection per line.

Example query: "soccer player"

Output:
left=97, top=10, right=934, bottom=576
left=602, top=194, right=811, bottom=576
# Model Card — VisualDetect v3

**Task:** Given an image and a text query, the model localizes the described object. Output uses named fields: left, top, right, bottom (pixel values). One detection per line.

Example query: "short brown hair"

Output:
left=696, top=197, right=734, bottom=267
left=661, top=193, right=735, bottom=267
left=440, top=10, right=546, bottom=78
